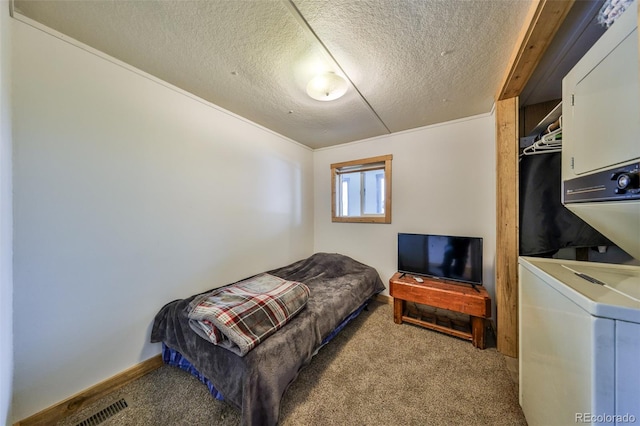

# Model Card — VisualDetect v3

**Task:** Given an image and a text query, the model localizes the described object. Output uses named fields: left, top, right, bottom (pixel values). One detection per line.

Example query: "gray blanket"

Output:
left=150, top=252, right=385, bottom=426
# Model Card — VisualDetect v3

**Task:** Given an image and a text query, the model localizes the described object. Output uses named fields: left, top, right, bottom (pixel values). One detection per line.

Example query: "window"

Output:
left=331, top=154, right=392, bottom=223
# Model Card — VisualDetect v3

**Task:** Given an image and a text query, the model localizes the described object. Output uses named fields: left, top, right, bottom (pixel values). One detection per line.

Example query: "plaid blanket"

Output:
left=187, top=273, right=310, bottom=356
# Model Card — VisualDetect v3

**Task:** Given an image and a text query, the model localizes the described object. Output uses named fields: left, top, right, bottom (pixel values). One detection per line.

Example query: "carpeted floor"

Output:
left=58, top=302, right=527, bottom=426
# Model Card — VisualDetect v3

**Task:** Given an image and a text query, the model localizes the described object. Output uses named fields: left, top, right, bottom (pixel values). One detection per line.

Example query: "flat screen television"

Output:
left=397, top=233, right=483, bottom=286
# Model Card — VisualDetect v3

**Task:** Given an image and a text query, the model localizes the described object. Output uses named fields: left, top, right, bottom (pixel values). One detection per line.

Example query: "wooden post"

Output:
left=494, top=0, right=574, bottom=358
left=496, top=97, right=519, bottom=357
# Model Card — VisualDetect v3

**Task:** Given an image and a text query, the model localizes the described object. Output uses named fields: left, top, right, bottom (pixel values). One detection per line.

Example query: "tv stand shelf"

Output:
left=389, top=272, right=491, bottom=349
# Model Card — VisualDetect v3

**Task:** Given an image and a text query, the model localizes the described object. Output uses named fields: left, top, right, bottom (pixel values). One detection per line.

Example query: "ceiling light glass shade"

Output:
left=306, top=72, right=348, bottom=101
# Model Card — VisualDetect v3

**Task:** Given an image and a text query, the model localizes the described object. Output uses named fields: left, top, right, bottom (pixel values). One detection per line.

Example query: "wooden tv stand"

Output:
left=389, top=272, right=491, bottom=349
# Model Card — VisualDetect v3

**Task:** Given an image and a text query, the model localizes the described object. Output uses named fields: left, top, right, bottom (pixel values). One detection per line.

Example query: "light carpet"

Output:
left=58, top=301, right=527, bottom=426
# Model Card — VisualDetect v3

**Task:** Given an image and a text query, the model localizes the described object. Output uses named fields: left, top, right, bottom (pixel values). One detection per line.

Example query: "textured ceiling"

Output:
left=12, top=0, right=534, bottom=149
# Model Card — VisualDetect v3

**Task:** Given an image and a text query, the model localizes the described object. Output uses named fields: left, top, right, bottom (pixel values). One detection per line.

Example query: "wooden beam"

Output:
left=494, top=0, right=574, bottom=358
left=495, top=97, right=519, bottom=358
left=497, top=0, right=575, bottom=100
left=14, top=355, right=164, bottom=426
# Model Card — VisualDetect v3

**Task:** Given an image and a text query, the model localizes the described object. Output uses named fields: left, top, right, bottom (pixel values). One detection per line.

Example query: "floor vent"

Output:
left=75, top=398, right=128, bottom=426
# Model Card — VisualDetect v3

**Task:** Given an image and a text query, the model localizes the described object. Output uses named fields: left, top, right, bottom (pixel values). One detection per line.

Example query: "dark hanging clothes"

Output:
left=519, top=152, right=612, bottom=256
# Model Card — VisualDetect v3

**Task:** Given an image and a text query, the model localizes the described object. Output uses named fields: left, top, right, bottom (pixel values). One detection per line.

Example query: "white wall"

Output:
left=313, top=114, right=497, bottom=308
left=11, top=20, right=314, bottom=422
left=0, top=2, right=13, bottom=425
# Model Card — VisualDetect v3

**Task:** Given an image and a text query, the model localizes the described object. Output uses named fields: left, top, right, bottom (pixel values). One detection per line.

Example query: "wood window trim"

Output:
left=331, top=154, right=392, bottom=224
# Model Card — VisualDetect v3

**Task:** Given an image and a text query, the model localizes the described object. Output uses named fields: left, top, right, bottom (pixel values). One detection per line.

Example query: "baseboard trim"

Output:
left=14, top=354, right=164, bottom=426
left=376, top=294, right=393, bottom=304
left=16, top=296, right=392, bottom=425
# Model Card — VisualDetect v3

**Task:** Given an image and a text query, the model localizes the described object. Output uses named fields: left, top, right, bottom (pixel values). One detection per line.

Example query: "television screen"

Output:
left=397, top=233, right=483, bottom=286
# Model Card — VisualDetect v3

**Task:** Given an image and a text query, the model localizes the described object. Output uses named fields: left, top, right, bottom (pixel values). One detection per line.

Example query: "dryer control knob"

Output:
left=616, top=172, right=639, bottom=190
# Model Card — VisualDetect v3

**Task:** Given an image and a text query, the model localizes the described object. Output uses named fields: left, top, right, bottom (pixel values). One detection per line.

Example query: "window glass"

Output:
left=362, top=170, right=385, bottom=215
left=331, top=155, right=392, bottom=223
left=341, top=178, right=349, bottom=216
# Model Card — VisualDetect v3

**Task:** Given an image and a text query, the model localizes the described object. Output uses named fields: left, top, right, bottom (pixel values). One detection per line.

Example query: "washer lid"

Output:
left=575, top=262, right=640, bottom=301
left=519, top=257, right=640, bottom=323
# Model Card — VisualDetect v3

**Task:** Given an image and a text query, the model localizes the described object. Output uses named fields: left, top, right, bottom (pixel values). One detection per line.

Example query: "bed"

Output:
left=150, top=252, right=385, bottom=426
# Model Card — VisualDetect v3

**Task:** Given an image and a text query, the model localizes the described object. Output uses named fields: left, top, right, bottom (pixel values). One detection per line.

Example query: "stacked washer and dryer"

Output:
left=519, top=1, right=640, bottom=425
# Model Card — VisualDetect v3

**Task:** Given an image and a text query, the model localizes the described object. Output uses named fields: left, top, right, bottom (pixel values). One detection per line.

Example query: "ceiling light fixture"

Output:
left=306, top=72, right=348, bottom=101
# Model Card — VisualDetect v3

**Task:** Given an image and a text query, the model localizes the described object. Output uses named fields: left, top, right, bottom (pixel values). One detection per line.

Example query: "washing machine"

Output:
left=519, top=256, right=640, bottom=426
